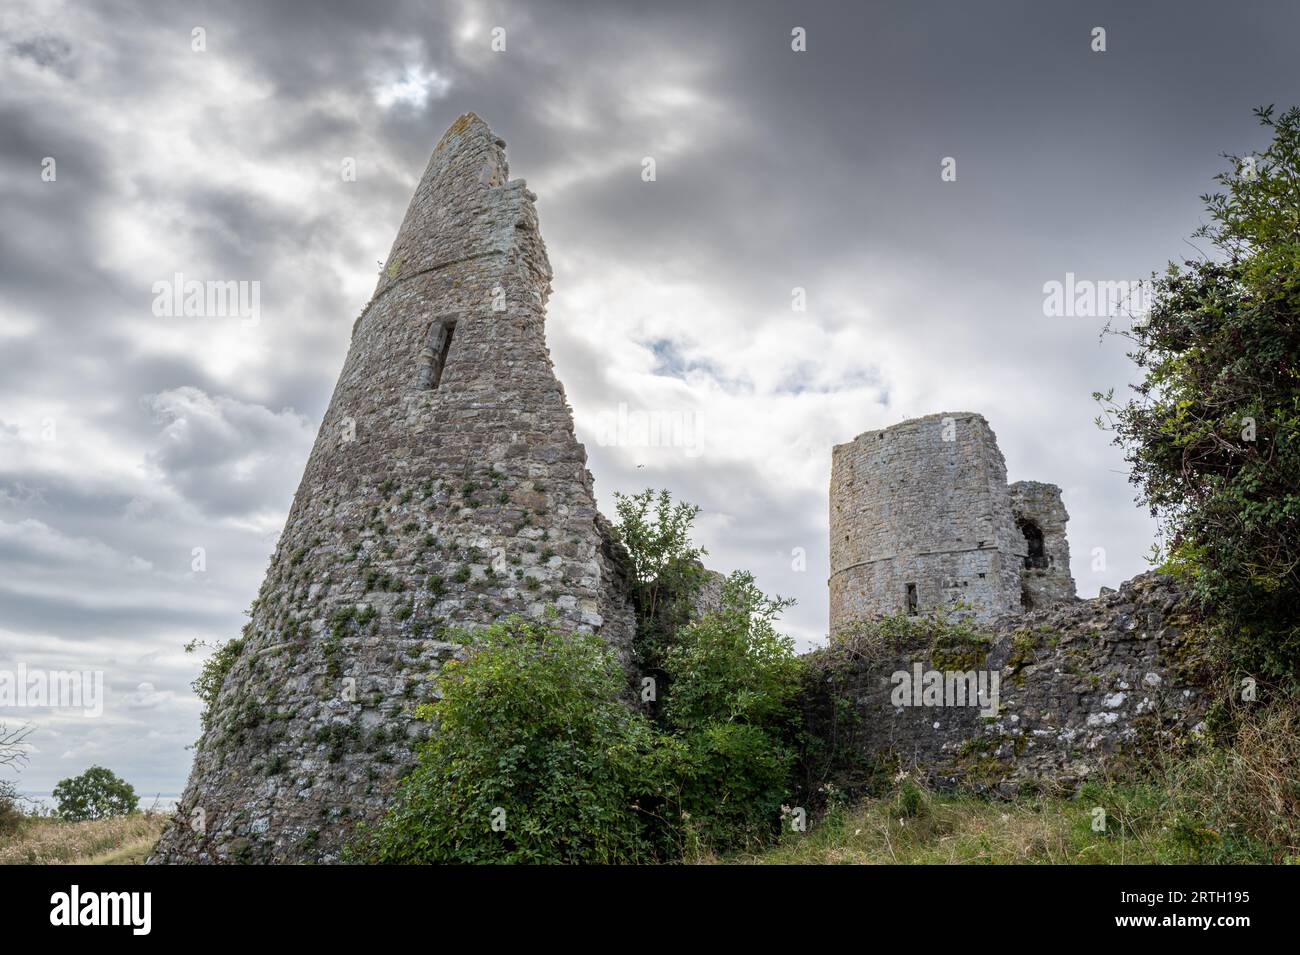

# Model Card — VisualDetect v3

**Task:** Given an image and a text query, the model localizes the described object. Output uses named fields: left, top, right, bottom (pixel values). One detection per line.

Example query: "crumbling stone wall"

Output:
left=152, top=114, right=636, bottom=863
left=804, top=573, right=1207, bottom=794
left=830, top=413, right=1025, bottom=628
left=1010, top=480, right=1076, bottom=610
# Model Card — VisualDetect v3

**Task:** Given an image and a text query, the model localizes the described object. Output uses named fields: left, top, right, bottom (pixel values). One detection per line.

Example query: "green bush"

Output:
left=360, top=491, right=806, bottom=862
left=185, top=634, right=246, bottom=735
left=612, top=488, right=708, bottom=669
left=359, top=616, right=672, bottom=863
left=661, top=572, right=803, bottom=848
left=52, top=766, right=138, bottom=822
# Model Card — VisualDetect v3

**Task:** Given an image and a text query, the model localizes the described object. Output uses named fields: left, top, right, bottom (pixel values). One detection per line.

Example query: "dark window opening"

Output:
left=417, top=317, right=457, bottom=390
left=1018, top=519, right=1048, bottom=570
left=906, top=582, right=918, bottom=615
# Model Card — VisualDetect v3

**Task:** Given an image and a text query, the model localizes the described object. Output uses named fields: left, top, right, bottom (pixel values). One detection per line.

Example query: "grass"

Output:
left=722, top=747, right=1300, bottom=866
left=717, top=786, right=1184, bottom=865
left=0, top=812, right=167, bottom=865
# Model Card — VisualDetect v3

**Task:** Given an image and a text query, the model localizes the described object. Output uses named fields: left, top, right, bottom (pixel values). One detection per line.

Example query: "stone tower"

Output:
left=829, top=412, right=1074, bottom=632
left=152, top=114, right=636, bottom=863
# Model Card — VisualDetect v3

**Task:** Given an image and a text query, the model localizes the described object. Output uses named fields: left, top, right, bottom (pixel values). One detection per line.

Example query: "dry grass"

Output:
left=0, top=812, right=167, bottom=865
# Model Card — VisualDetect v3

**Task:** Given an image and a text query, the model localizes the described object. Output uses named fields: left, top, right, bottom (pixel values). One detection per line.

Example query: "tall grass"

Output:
left=0, top=812, right=167, bottom=865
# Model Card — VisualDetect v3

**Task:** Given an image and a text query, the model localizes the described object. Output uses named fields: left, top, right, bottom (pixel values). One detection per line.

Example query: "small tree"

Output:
left=0, top=722, right=30, bottom=770
left=662, top=571, right=803, bottom=849
left=52, top=766, right=138, bottom=821
left=612, top=488, right=707, bottom=672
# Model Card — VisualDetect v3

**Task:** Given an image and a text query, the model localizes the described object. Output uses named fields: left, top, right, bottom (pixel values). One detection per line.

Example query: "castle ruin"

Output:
left=151, top=114, right=636, bottom=863
left=829, top=412, right=1075, bottom=631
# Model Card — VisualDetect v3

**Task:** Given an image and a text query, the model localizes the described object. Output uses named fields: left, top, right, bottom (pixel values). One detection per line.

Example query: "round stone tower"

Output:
left=151, top=114, right=636, bottom=863
left=829, top=412, right=1026, bottom=631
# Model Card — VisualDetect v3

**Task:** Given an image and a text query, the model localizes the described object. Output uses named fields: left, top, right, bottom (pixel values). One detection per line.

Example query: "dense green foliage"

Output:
left=361, top=490, right=805, bottom=863
left=363, top=616, right=669, bottom=863
left=1097, top=106, right=1300, bottom=683
left=52, top=766, right=138, bottom=822
left=612, top=488, right=708, bottom=669
left=659, top=573, right=803, bottom=848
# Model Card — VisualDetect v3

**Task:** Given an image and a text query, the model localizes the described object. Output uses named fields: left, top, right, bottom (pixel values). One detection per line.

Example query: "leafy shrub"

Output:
left=362, top=491, right=806, bottom=862
left=52, top=766, right=138, bottom=822
left=612, top=489, right=708, bottom=668
left=661, top=571, right=803, bottom=849
left=358, top=616, right=670, bottom=863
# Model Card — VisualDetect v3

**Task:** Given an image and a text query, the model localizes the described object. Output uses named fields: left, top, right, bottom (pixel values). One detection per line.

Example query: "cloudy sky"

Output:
left=1, top=0, right=1297, bottom=795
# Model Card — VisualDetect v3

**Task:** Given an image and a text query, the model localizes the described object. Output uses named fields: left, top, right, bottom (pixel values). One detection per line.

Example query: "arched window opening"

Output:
left=1018, top=519, right=1048, bottom=570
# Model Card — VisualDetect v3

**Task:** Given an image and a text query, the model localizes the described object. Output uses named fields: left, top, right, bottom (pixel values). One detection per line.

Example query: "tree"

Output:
left=52, top=766, right=139, bottom=821
left=612, top=488, right=707, bottom=672
left=0, top=722, right=31, bottom=835
left=661, top=571, right=803, bottom=849
left=0, top=722, right=30, bottom=770
left=1096, top=105, right=1300, bottom=684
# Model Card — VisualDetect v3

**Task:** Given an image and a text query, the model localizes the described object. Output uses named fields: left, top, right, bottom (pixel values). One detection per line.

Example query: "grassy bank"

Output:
left=721, top=786, right=1195, bottom=865
left=0, top=812, right=167, bottom=865
left=724, top=771, right=1298, bottom=865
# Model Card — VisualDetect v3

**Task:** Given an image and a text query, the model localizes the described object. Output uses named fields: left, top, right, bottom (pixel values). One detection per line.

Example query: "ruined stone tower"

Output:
left=151, top=114, right=636, bottom=863
left=829, top=412, right=1074, bottom=632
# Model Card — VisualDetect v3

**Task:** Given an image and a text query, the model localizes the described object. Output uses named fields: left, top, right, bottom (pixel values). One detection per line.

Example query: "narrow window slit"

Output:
left=417, top=317, right=457, bottom=390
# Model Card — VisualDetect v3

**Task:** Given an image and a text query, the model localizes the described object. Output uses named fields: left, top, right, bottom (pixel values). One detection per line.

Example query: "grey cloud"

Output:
left=142, top=387, right=315, bottom=518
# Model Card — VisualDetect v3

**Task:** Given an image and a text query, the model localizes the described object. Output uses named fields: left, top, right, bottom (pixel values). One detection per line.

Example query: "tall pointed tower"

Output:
left=152, top=114, right=637, bottom=863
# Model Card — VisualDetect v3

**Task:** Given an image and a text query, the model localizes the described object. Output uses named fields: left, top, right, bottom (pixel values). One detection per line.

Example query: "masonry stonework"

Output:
left=151, top=114, right=636, bottom=863
left=805, top=573, right=1208, bottom=793
left=1009, top=480, right=1076, bottom=610
left=829, top=413, right=1077, bottom=632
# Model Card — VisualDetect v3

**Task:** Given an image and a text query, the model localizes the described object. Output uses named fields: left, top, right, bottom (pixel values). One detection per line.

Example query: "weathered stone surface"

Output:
left=830, top=413, right=1024, bottom=626
left=151, top=114, right=636, bottom=863
left=804, top=573, right=1207, bottom=793
left=829, top=412, right=1076, bottom=629
left=1009, top=480, right=1076, bottom=609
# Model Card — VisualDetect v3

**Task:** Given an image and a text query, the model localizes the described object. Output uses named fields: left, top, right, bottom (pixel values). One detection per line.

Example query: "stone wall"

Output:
left=151, top=114, right=637, bottom=863
left=829, top=413, right=1024, bottom=628
left=804, top=573, right=1208, bottom=794
left=1009, top=480, right=1076, bottom=610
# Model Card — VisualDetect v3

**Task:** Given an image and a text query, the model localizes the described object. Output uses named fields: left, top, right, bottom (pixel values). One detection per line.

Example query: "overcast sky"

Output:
left=2, top=0, right=1297, bottom=795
